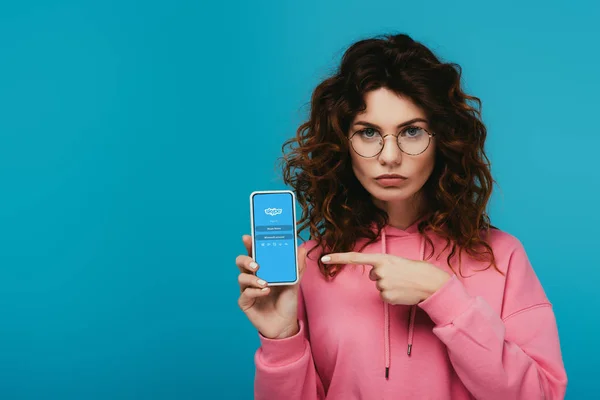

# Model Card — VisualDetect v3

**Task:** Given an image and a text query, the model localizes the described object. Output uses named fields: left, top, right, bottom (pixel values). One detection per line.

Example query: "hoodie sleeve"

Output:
left=253, top=285, right=326, bottom=400
left=418, top=241, right=568, bottom=400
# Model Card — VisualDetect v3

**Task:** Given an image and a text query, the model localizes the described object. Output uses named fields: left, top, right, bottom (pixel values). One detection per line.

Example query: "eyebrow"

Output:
left=353, top=118, right=428, bottom=130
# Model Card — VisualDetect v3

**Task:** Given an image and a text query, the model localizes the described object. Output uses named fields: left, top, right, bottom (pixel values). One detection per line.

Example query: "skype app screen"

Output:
left=252, top=192, right=297, bottom=283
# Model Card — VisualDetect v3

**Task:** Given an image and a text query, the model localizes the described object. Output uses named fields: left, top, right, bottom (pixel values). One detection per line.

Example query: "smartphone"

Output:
left=249, top=190, right=299, bottom=286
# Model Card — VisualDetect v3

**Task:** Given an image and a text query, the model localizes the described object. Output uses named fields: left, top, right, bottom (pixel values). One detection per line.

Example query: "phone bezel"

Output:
left=249, top=190, right=299, bottom=286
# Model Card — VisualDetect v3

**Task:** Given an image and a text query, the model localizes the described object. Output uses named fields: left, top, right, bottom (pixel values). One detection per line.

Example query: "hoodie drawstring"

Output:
left=381, top=227, right=426, bottom=379
left=381, top=229, right=391, bottom=379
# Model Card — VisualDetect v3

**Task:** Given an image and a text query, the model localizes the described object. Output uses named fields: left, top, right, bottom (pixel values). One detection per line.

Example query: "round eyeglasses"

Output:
left=348, top=126, right=436, bottom=157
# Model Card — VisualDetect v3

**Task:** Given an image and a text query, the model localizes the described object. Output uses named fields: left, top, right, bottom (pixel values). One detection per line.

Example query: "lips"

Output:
left=376, top=174, right=407, bottom=180
left=375, top=174, right=408, bottom=187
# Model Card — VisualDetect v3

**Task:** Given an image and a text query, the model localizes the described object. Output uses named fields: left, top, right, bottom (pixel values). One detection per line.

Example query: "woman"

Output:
left=235, top=33, right=568, bottom=399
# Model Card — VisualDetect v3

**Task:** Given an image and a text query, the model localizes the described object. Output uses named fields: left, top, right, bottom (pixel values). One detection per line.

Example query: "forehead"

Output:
left=353, top=88, right=426, bottom=125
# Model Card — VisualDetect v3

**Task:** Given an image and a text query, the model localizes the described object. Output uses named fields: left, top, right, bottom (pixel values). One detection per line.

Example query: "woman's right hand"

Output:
left=236, top=234, right=307, bottom=340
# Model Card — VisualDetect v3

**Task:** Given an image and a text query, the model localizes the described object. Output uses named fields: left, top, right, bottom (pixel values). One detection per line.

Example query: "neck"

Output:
left=373, top=191, right=426, bottom=230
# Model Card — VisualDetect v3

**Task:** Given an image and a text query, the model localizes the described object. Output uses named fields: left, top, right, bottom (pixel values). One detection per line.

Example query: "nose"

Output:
left=378, top=135, right=402, bottom=165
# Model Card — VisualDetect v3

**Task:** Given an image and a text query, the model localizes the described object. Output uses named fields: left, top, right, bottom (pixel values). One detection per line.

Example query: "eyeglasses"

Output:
left=348, top=126, right=436, bottom=157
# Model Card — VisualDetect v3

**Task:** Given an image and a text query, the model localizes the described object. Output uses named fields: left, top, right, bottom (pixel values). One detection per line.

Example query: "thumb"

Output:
left=242, top=234, right=253, bottom=257
left=369, top=265, right=380, bottom=281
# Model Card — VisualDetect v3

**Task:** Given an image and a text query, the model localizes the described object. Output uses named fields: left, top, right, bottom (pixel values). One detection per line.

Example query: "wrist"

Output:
left=421, top=265, right=451, bottom=301
left=271, top=320, right=300, bottom=340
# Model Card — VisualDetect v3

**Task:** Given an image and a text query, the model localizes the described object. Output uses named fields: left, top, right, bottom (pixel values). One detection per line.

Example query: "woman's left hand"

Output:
left=321, top=252, right=451, bottom=305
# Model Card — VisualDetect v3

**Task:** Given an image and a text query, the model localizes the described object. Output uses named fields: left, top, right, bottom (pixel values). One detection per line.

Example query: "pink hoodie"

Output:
left=253, top=221, right=568, bottom=399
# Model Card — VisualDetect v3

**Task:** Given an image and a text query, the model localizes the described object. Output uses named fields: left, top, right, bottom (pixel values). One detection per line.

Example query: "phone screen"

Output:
left=250, top=191, right=298, bottom=285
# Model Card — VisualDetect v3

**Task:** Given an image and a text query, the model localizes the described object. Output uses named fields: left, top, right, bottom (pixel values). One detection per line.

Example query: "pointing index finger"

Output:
left=321, top=252, right=386, bottom=266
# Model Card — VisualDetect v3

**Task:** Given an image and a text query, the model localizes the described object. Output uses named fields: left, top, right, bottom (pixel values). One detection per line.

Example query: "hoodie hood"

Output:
left=371, top=218, right=427, bottom=379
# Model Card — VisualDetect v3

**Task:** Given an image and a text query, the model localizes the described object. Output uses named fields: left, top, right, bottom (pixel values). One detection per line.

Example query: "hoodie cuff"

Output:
left=257, top=319, right=307, bottom=367
left=418, top=275, right=474, bottom=326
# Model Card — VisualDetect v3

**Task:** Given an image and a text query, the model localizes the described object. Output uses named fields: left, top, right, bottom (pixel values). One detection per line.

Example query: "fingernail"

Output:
left=261, top=287, right=269, bottom=291
left=257, top=279, right=267, bottom=286
left=321, top=256, right=331, bottom=262
left=249, top=262, right=258, bottom=269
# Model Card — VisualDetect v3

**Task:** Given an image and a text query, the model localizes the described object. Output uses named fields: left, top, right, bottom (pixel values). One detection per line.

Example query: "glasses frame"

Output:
left=348, top=128, right=436, bottom=157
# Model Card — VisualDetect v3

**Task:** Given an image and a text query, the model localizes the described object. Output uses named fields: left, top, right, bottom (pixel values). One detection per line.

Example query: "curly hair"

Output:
left=279, top=33, right=499, bottom=279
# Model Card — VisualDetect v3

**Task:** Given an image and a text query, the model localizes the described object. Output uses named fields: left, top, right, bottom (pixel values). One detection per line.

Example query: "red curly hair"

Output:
left=279, top=33, right=499, bottom=279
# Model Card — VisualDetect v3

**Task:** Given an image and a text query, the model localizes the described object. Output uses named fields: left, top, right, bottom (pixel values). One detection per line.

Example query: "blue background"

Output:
left=0, top=1, right=598, bottom=399
left=252, top=192, right=297, bottom=283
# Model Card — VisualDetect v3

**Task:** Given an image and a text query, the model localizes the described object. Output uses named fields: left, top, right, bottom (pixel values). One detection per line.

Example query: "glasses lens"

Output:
left=350, top=130, right=383, bottom=157
left=398, top=127, right=430, bottom=155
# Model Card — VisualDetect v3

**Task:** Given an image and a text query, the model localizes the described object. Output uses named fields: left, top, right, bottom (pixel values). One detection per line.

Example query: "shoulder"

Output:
left=484, top=228, right=552, bottom=315
left=485, top=227, right=526, bottom=255
left=483, top=227, right=536, bottom=277
left=298, top=239, right=325, bottom=271
left=298, top=239, right=330, bottom=287
left=299, top=239, right=323, bottom=257
left=434, top=227, right=528, bottom=275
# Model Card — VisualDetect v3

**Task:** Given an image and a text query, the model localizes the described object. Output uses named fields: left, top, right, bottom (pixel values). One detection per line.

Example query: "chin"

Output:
left=366, top=184, right=418, bottom=203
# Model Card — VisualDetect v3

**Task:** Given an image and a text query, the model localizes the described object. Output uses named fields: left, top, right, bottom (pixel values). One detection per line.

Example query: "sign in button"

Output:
left=255, top=234, right=294, bottom=241
left=255, top=225, right=293, bottom=232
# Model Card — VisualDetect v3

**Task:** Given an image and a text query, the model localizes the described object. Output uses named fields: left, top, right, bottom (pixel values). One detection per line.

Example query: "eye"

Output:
left=359, top=128, right=379, bottom=139
left=402, top=126, right=425, bottom=139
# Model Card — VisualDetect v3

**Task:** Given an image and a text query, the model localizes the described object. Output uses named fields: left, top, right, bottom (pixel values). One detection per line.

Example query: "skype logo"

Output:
left=264, top=208, right=283, bottom=216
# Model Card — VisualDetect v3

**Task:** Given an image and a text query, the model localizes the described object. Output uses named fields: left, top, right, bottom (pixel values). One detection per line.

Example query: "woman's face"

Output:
left=348, top=87, right=436, bottom=208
